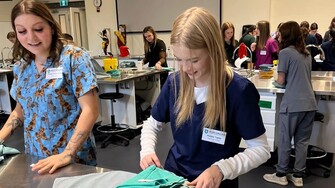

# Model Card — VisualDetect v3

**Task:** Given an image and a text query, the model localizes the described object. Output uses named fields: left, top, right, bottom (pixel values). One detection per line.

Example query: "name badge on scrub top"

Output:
left=46, top=67, right=63, bottom=79
left=201, top=128, right=226, bottom=145
left=260, top=50, right=267, bottom=56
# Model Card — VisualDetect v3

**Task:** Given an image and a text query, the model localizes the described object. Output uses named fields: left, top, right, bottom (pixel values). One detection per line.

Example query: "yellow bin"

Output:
left=103, top=58, right=118, bottom=71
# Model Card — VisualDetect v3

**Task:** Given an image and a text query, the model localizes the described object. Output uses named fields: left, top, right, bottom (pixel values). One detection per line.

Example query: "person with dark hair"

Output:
left=273, top=22, right=284, bottom=44
left=62, top=33, right=75, bottom=45
left=300, top=21, right=319, bottom=70
left=239, top=25, right=256, bottom=49
left=310, top=22, right=323, bottom=45
left=6, top=31, right=16, bottom=44
left=299, top=21, right=309, bottom=29
left=63, top=33, right=73, bottom=41
left=321, top=28, right=335, bottom=71
left=221, top=22, right=238, bottom=67
left=323, top=17, right=335, bottom=42
left=263, top=21, right=317, bottom=187
left=300, top=21, right=318, bottom=46
left=142, top=26, right=168, bottom=86
left=0, top=0, right=99, bottom=174
left=140, top=7, right=270, bottom=188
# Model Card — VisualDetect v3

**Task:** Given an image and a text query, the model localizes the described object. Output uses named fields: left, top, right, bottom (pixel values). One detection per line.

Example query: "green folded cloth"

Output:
left=149, top=67, right=175, bottom=71
left=107, top=69, right=122, bottom=76
left=0, top=144, right=20, bottom=162
left=116, top=165, right=186, bottom=188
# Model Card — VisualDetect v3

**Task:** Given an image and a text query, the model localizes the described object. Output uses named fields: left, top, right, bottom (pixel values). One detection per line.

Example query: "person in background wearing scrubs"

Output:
left=323, top=16, right=335, bottom=42
left=239, top=25, right=256, bottom=50
left=139, top=7, right=271, bottom=188
left=321, top=28, right=335, bottom=71
left=0, top=0, right=99, bottom=174
left=263, top=21, right=317, bottom=187
left=142, top=26, right=168, bottom=86
left=5, top=31, right=17, bottom=65
left=62, top=33, right=76, bottom=45
left=7, top=31, right=16, bottom=44
left=221, top=22, right=238, bottom=67
left=251, top=20, right=278, bottom=69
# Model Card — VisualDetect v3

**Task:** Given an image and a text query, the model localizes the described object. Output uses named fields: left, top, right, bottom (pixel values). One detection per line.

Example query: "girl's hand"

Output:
left=140, top=153, right=162, bottom=169
left=155, top=62, right=162, bottom=70
left=31, top=152, right=73, bottom=174
left=250, top=43, right=256, bottom=52
left=187, top=165, right=223, bottom=188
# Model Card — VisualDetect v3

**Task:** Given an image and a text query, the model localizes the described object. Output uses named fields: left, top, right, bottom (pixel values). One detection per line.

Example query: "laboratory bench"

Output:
left=244, top=71, right=335, bottom=164
left=0, top=154, right=137, bottom=188
left=97, top=68, right=169, bottom=129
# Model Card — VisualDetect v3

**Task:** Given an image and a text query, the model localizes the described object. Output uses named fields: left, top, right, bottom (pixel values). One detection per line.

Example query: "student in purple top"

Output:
left=139, top=7, right=270, bottom=188
left=251, top=20, right=279, bottom=69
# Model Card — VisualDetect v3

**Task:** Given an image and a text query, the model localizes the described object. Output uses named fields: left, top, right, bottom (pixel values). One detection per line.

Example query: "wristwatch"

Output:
left=93, top=0, right=102, bottom=8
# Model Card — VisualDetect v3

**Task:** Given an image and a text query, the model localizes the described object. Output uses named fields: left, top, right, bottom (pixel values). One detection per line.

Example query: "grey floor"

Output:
left=4, top=125, right=335, bottom=188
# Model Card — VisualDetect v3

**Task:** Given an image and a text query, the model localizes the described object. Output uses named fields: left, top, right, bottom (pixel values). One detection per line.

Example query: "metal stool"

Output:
left=290, top=112, right=331, bottom=178
left=97, top=92, right=130, bottom=148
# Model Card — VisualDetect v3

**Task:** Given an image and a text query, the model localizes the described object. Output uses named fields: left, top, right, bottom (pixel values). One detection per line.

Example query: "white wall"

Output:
left=1, top=0, right=335, bottom=59
left=270, top=0, right=335, bottom=37
left=0, top=0, right=19, bottom=55
left=85, top=0, right=270, bottom=58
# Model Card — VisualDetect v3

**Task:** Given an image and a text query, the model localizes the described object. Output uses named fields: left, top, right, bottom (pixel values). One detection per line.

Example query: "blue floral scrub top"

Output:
left=10, top=45, right=98, bottom=165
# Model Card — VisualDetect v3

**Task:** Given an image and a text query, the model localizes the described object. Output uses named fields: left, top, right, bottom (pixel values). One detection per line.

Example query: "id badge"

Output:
left=201, top=128, right=226, bottom=145
left=46, top=67, right=63, bottom=79
left=260, top=50, right=267, bottom=56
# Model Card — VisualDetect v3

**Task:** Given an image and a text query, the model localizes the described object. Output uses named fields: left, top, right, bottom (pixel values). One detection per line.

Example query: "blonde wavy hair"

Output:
left=171, top=7, right=233, bottom=131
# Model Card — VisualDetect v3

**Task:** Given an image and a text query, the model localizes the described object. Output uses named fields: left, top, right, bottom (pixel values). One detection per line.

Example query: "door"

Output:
left=52, top=7, right=89, bottom=50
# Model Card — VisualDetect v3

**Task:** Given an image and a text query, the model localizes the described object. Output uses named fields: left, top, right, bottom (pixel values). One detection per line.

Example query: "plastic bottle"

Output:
left=273, top=60, right=278, bottom=80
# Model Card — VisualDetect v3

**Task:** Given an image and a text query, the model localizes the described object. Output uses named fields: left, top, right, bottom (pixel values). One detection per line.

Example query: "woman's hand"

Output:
left=250, top=42, right=256, bottom=52
left=140, top=153, right=162, bottom=170
left=187, top=166, right=223, bottom=188
left=31, top=152, right=73, bottom=174
left=155, top=62, right=162, bottom=70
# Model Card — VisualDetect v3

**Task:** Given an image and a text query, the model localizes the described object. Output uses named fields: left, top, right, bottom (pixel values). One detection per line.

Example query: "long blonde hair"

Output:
left=171, top=7, right=233, bottom=131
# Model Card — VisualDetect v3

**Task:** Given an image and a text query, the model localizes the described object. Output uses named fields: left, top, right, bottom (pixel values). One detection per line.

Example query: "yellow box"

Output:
left=103, top=58, right=118, bottom=71
left=259, top=69, right=274, bottom=79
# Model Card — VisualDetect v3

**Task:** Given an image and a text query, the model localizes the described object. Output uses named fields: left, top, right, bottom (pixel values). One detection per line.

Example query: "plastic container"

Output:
left=103, top=58, right=118, bottom=71
left=259, top=69, right=274, bottom=79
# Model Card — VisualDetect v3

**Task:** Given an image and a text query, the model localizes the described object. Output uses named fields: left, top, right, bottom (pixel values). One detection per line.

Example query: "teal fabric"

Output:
left=272, top=81, right=286, bottom=89
left=0, top=144, right=20, bottom=162
left=117, top=165, right=186, bottom=188
left=149, top=67, right=175, bottom=71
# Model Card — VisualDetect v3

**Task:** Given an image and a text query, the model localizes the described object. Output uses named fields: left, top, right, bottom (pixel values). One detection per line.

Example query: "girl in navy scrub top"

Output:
left=140, top=7, right=271, bottom=188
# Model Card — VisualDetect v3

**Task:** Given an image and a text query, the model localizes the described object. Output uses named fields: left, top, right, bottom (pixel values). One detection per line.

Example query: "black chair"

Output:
left=97, top=89, right=130, bottom=148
